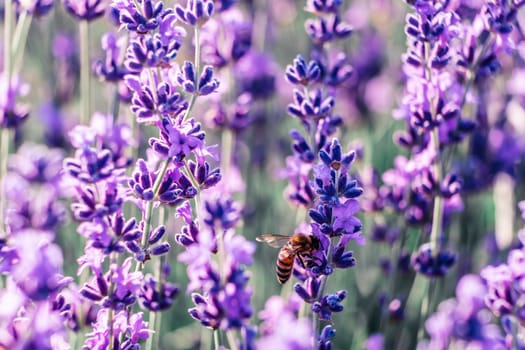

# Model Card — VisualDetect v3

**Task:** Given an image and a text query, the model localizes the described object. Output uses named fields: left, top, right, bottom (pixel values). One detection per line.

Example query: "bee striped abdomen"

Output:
left=276, top=245, right=296, bottom=284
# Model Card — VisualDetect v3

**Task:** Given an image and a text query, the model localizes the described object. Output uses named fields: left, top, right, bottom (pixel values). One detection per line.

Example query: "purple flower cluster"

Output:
left=416, top=202, right=525, bottom=349
left=359, top=0, right=525, bottom=301
left=60, top=114, right=158, bottom=346
left=177, top=193, right=256, bottom=345
left=273, top=1, right=363, bottom=347
left=256, top=295, right=313, bottom=349
left=293, top=140, right=363, bottom=341
left=0, top=144, right=72, bottom=348
left=420, top=274, right=506, bottom=349
left=0, top=73, right=30, bottom=129
left=473, top=201, right=525, bottom=348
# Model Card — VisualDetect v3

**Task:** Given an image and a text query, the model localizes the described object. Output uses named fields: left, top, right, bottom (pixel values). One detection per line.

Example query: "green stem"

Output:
left=429, top=128, right=443, bottom=255
left=111, top=83, right=120, bottom=122
left=140, top=158, right=172, bottom=249
left=4, top=0, right=14, bottom=81
left=226, top=330, right=240, bottom=350
left=213, top=329, right=221, bottom=350
left=1, top=2, right=14, bottom=234
left=108, top=307, right=115, bottom=350
left=79, top=20, right=91, bottom=125
left=107, top=254, right=117, bottom=350
left=416, top=278, right=434, bottom=342
left=145, top=209, right=166, bottom=350
left=112, top=33, right=129, bottom=122
left=0, top=128, right=10, bottom=237
left=12, top=11, right=33, bottom=75
left=194, top=25, right=201, bottom=84
left=183, top=93, right=197, bottom=123
left=144, top=310, right=157, bottom=350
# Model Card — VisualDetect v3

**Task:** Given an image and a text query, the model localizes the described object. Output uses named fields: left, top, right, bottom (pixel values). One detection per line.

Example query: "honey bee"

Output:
left=256, top=233, right=320, bottom=284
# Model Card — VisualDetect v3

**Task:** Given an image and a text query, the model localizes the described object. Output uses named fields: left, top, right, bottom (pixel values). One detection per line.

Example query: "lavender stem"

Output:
left=213, top=329, right=221, bottom=349
left=144, top=208, right=166, bottom=350
left=4, top=0, right=13, bottom=80
left=429, top=128, right=443, bottom=255
left=226, top=329, right=240, bottom=350
left=194, top=25, right=201, bottom=84
left=140, top=158, right=172, bottom=251
left=79, top=20, right=91, bottom=125
left=1, top=1, right=14, bottom=237
left=12, top=11, right=33, bottom=75
left=0, top=128, right=9, bottom=236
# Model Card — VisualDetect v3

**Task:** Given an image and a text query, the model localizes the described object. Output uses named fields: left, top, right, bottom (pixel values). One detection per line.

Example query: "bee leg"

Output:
left=296, top=254, right=307, bottom=268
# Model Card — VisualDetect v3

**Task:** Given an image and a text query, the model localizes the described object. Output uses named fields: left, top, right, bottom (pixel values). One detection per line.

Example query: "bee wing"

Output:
left=256, top=234, right=291, bottom=248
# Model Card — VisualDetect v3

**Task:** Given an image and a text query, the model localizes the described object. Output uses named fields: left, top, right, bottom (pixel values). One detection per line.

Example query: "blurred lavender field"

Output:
left=2, top=0, right=525, bottom=349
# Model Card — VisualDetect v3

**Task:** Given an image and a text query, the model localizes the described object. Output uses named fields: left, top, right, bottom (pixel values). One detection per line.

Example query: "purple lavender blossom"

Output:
left=364, top=334, right=384, bottom=350
left=149, top=116, right=205, bottom=161
left=286, top=54, right=321, bottom=86
left=83, top=309, right=151, bottom=349
left=139, top=263, right=179, bottom=311
left=10, top=230, right=71, bottom=301
left=175, top=0, right=214, bottom=26
left=176, top=61, right=220, bottom=96
left=15, top=0, right=54, bottom=16
left=8, top=143, right=64, bottom=184
left=257, top=296, right=313, bottom=349
left=94, top=32, right=129, bottom=82
left=305, top=13, right=352, bottom=44
left=80, top=257, right=143, bottom=311
left=63, top=0, right=106, bottom=21
left=125, top=70, right=188, bottom=124
left=51, top=33, right=79, bottom=106
left=234, top=51, right=276, bottom=100
left=125, top=31, right=184, bottom=71
left=64, top=147, right=115, bottom=184
left=177, top=193, right=255, bottom=335
left=0, top=73, right=30, bottom=129
left=480, top=248, right=525, bottom=320
left=112, top=0, right=166, bottom=33
left=411, top=243, right=456, bottom=277
left=0, top=285, right=70, bottom=349
left=201, top=9, right=251, bottom=67
left=53, top=283, right=99, bottom=332
left=421, top=275, right=506, bottom=349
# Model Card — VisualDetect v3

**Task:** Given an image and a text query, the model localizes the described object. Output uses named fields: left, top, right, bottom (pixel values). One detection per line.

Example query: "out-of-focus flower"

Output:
left=0, top=284, right=70, bottom=349
left=234, top=51, right=276, bottom=100
left=8, top=143, right=64, bottom=185
left=201, top=9, right=251, bottom=67
left=257, top=296, right=312, bottom=349
left=411, top=243, right=456, bottom=277
left=421, top=275, right=506, bottom=349
left=0, top=73, right=30, bottom=129
left=63, top=0, right=106, bottom=21
left=15, top=0, right=54, bottom=16
left=94, top=32, right=129, bottom=82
